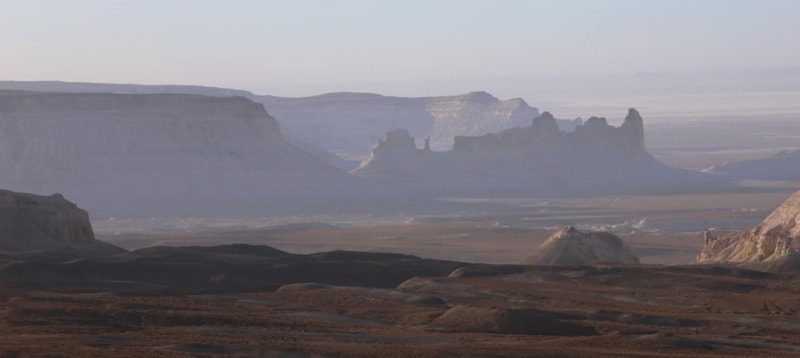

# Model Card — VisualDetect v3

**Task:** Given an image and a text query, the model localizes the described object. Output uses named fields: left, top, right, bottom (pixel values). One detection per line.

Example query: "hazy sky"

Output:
left=2, top=0, right=799, bottom=119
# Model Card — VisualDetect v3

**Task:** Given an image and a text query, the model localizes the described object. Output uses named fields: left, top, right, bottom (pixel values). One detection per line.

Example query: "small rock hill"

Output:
left=699, top=189, right=800, bottom=269
left=520, top=226, right=639, bottom=266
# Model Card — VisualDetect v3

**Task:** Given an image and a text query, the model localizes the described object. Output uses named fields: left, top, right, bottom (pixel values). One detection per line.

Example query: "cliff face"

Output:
left=0, top=190, right=94, bottom=251
left=699, top=190, right=800, bottom=264
left=0, top=91, right=350, bottom=217
left=259, top=91, right=548, bottom=158
left=520, top=226, right=639, bottom=266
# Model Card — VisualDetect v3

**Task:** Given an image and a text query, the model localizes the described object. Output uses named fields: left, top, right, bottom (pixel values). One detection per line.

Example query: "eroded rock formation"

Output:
left=520, top=226, right=639, bottom=266
left=698, top=189, right=800, bottom=265
left=353, top=109, right=724, bottom=195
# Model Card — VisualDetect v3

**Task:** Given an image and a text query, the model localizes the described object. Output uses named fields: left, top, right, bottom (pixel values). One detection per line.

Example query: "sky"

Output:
left=2, top=0, right=799, bottom=120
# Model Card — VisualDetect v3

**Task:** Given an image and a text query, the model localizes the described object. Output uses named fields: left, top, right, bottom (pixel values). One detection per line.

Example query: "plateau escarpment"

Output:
left=0, top=91, right=353, bottom=217
left=353, top=109, right=726, bottom=195
left=699, top=189, right=800, bottom=271
left=260, top=91, right=579, bottom=160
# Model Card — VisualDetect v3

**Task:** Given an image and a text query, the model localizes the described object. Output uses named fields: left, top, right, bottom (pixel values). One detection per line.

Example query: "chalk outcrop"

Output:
left=520, top=226, right=639, bottom=266
left=698, top=190, right=800, bottom=268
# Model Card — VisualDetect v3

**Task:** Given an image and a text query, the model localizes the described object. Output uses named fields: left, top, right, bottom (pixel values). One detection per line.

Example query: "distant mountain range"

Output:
left=0, top=80, right=736, bottom=219
left=0, top=81, right=581, bottom=167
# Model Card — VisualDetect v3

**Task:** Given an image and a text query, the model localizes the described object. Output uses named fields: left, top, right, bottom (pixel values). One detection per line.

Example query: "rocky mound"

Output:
left=0, top=190, right=122, bottom=260
left=520, top=226, right=639, bottom=266
left=698, top=189, right=800, bottom=269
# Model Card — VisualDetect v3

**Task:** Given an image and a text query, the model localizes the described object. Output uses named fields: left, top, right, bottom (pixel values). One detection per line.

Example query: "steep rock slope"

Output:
left=353, top=109, right=726, bottom=195
left=0, top=189, right=121, bottom=258
left=520, top=226, right=639, bottom=265
left=259, top=91, right=559, bottom=157
left=699, top=189, right=800, bottom=269
left=0, top=91, right=352, bottom=217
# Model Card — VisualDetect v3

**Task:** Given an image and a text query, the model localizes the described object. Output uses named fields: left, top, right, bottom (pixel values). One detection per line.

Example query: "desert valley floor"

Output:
left=2, top=190, right=800, bottom=357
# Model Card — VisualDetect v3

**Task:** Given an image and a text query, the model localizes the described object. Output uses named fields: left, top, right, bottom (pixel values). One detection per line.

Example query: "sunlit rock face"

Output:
left=520, top=226, right=639, bottom=266
left=0, top=91, right=351, bottom=217
left=353, top=109, right=723, bottom=195
left=0, top=190, right=94, bottom=250
left=699, top=190, right=800, bottom=264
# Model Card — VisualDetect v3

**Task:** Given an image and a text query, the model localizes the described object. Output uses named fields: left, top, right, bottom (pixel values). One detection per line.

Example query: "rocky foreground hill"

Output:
left=699, top=189, right=800, bottom=272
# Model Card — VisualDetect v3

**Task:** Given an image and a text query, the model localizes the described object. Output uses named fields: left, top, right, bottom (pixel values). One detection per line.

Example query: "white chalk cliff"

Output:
left=0, top=91, right=351, bottom=217
left=353, top=109, right=725, bottom=195
left=520, top=226, right=639, bottom=265
left=699, top=189, right=800, bottom=266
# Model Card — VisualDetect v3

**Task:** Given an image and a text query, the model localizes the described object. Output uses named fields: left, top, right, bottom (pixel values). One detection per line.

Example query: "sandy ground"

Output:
left=98, top=191, right=795, bottom=266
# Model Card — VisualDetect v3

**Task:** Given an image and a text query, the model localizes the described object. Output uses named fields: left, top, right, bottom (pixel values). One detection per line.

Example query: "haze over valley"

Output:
left=2, top=1, right=800, bottom=356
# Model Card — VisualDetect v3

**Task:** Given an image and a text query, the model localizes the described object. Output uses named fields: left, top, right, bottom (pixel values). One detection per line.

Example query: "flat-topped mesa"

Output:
left=699, top=190, right=800, bottom=266
left=0, top=190, right=95, bottom=251
left=0, top=91, right=351, bottom=216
